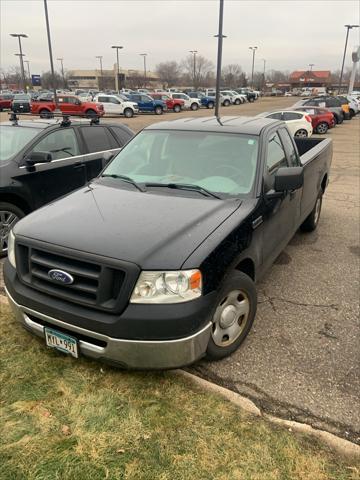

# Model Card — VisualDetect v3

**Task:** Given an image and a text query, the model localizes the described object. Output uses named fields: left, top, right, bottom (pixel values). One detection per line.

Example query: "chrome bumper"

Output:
left=5, top=287, right=211, bottom=369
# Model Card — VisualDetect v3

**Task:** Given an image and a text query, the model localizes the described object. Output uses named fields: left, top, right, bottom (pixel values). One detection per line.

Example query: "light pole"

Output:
left=140, top=53, right=147, bottom=87
left=43, top=0, right=58, bottom=108
left=189, top=50, right=198, bottom=88
left=14, top=54, right=26, bottom=90
left=95, top=55, right=103, bottom=89
left=249, top=46, right=258, bottom=89
left=24, top=59, right=31, bottom=85
left=111, top=45, right=123, bottom=92
left=339, top=24, right=359, bottom=93
left=10, top=33, right=27, bottom=91
left=214, top=0, right=226, bottom=118
left=307, top=63, right=315, bottom=90
left=262, top=58, right=266, bottom=91
left=57, top=58, right=65, bottom=88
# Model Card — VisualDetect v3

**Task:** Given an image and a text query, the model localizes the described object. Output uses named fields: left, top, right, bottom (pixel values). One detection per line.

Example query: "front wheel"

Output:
left=206, top=271, right=257, bottom=360
left=39, top=109, right=52, bottom=118
left=190, top=103, right=199, bottom=111
left=300, top=193, right=322, bottom=232
left=85, top=109, right=98, bottom=119
left=154, top=106, right=163, bottom=115
left=124, top=108, right=134, bottom=118
left=234, top=98, right=241, bottom=105
left=173, top=104, right=181, bottom=113
left=223, top=99, right=230, bottom=106
left=316, top=122, right=328, bottom=134
left=294, top=129, right=308, bottom=138
left=207, top=101, right=214, bottom=109
left=0, top=203, right=25, bottom=257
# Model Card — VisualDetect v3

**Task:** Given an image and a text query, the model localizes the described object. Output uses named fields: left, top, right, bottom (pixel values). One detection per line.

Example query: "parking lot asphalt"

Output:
left=1, top=97, right=359, bottom=443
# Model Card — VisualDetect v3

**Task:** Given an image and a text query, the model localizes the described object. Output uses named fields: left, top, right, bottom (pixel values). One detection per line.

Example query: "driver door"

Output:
left=17, top=127, right=86, bottom=209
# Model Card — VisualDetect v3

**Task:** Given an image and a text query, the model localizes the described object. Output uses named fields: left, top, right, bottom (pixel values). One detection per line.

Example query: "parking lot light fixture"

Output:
left=140, top=53, right=147, bottom=88
left=262, top=58, right=266, bottom=90
left=10, top=33, right=28, bottom=91
left=95, top=56, right=103, bottom=89
left=214, top=0, right=226, bottom=119
left=111, top=45, right=123, bottom=92
left=189, top=50, right=198, bottom=89
left=43, top=0, right=59, bottom=110
left=249, top=46, right=258, bottom=89
left=57, top=58, right=65, bottom=88
left=339, top=24, right=359, bottom=93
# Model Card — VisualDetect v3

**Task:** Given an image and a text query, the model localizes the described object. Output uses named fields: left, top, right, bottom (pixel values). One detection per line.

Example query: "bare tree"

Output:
left=266, top=70, right=289, bottom=83
left=155, top=61, right=182, bottom=88
left=222, top=64, right=243, bottom=87
left=41, top=70, right=67, bottom=89
left=182, top=54, right=214, bottom=89
left=2, top=66, right=22, bottom=89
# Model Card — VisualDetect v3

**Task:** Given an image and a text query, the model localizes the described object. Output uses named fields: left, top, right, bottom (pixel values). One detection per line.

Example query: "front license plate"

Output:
left=45, top=328, right=79, bottom=358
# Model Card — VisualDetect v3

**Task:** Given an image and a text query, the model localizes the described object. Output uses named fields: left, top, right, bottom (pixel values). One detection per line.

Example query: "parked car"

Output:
left=234, top=88, right=257, bottom=102
left=0, top=117, right=134, bottom=255
left=314, top=96, right=351, bottom=120
left=260, top=110, right=313, bottom=137
left=220, top=90, right=246, bottom=105
left=126, top=94, right=167, bottom=115
left=77, top=92, right=94, bottom=102
left=11, top=94, right=31, bottom=113
left=137, top=89, right=150, bottom=94
left=284, top=92, right=292, bottom=97
left=293, top=106, right=335, bottom=134
left=168, top=93, right=201, bottom=111
left=337, top=95, right=358, bottom=117
left=37, top=92, right=55, bottom=102
left=149, top=93, right=184, bottom=112
left=4, top=116, right=332, bottom=369
left=93, top=94, right=139, bottom=118
left=206, top=91, right=232, bottom=106
left=187, top=92, right=215, bottom=109
left=0, top=93, right=14, bottom=111
left=292, top=98, right=345, bottom=125
left=31, top=95, right=105, bottom=119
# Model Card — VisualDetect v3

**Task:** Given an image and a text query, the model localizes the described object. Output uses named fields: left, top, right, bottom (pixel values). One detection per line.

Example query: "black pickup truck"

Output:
left=0, top=117, right=133, bottom=256
left=4, top=116, right=332, bottom=369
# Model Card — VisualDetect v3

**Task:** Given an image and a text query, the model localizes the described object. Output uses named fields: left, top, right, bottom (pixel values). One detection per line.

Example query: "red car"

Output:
left=31, top=95, right=104, bottom=118
left=294, top=106, right=335, bottom=134
left=149, top=92, right=184, bottom=112
left=0, top=94, right=14, bottom=111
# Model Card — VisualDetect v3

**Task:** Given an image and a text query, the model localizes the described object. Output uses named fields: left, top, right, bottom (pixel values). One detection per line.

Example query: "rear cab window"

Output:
left=80, top=126, right=118, bottom=152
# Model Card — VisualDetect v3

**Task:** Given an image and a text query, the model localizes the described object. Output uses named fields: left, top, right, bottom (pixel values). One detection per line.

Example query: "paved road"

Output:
left=1, top=98, right=359, bottom=442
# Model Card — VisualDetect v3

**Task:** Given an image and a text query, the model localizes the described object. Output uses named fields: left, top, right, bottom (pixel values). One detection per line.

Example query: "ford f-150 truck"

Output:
left=4, top=116, right=332, bottom=369
left=31, top=95, right=105, bottom=119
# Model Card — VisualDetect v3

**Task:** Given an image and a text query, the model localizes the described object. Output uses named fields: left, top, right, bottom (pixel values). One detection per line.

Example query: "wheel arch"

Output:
left=235, top=257, right=255, bottom=281
left=0, top=193, right=31, bottom=214
left=321, top=173, right=328, bottom=193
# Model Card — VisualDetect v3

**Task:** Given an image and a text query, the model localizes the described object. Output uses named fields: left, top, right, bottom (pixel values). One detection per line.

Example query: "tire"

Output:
left=224, top=99, right=230, bottom=106
left=207, top=101, right=214, bottom=109
left=206, top=271, right=257, bottom=360
left=349, top=108, right=355, bottom=118
left=154, top=106, right=163, bottom=115
left=0, top=202, right=25, bottom=257
left=190, top=103, right=199, bottom=111
left=124, top=108, right=134, bottom=118
left=234, top=98, right=241, bottom=105
left=294, top=129, right=308, bottom=138
left=173, top=104, right=181, bottom=113
left=300, top=193, right=322, bottom=232
left=334, top=114, right=343, bottom=125
left=85, top=109, right=98, bottom=119
left=249, top=97, right=255, bottom=103
left=39, top=109, right=51, bottom=119
left=316, top=122, right=328, bottom=134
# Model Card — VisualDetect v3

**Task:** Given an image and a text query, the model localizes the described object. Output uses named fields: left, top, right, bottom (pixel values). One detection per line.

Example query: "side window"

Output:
left=279, top=128, right=299, bottom=166
left=80, top=126, right=115, bottom=152
left=132, top=95, right=141, bottom=102
left=110, top=126, right=132, bottom=146
left=267, top=112, right=282, bottom=120
left=266, top=132, right=288, bottom=174
left=98, top=96, right=108, bottom=103
left=283, top=112, right=302, bottom=121
left=32, top=128, right=79, bottom=160
left=110, top=97, right=120, bottom=104
left=66, top=97, right=77, bottom=104
left=141, top=95, right=151, bottom=102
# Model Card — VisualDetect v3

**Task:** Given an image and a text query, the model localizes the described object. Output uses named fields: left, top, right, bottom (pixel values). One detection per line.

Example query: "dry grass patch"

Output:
left=0, top=304, right=358, bottom=480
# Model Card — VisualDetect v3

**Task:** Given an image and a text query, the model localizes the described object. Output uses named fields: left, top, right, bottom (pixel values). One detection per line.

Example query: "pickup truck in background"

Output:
left=31, top=95, right=105, bottom=119
left=5, top=116, right=332, bottom=369
left=0, top=117, right=134, bottom=256
left=93, top=94, right=139, bottom=118
left=187, top=92, right=215, bottom=109
left=149, top=92, right=185, bottom=113
left=0, top=93, right=14, bottom=111
left=126, top=94, right=167, bottom=115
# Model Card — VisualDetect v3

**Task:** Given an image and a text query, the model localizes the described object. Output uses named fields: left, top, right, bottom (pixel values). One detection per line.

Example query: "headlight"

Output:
left=8, top=229, right=16, bottom=269
left=130, top=270, right=202, bottom=304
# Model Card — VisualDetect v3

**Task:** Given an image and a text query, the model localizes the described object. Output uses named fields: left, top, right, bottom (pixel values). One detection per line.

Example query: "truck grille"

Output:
left=16, top=243, right=133, bottom=313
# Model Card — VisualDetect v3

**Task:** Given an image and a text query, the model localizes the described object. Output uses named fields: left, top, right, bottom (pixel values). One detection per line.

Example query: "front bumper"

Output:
left=5, top=286, right=212, bottom=370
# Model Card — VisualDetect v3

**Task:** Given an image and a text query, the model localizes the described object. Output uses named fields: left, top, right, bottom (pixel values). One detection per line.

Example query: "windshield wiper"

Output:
left=101, top=174, right=146, bottom=192
left=145, top=182, right=221, bottom=199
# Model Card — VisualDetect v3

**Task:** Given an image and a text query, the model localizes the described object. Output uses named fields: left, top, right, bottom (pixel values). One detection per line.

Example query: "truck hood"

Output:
left=15, top=182, right=242, bottom=270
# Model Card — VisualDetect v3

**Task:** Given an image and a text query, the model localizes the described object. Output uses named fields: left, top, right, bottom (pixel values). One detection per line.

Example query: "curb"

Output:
left=1, top=294, right=358, bottom=458
left=175, top=369, right=360, bottom=459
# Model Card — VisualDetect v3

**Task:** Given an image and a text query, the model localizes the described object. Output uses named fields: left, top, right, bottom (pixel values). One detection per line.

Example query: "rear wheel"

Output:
left=154, top=106, right=163, bottom=115
left=206, top=271, right=257, bottom=360
left=0, top=203, right=25, bottom=257
left=316, top=122, right=328, bottom=134
left=173, top=104, right=181, bottom=113
left=39, top=109, right=52, bottom=118
left=350, top=108, right=355, bottom=118
left=300, top=193, right=322, bottom=232
left=234, top=98, right=241, bottom=105
left=124, top=108, right=134, bottom=118
left=294, top=129, right=308, bottom=138
left=190, top=102, right=199, bottom=111
left=85, top=109, right=98, bottom=119
left=249, top=97, right=255, bottom=103
left=207, top=101, right=214, bottom=109
left=224, top=99, right=230, bottom=106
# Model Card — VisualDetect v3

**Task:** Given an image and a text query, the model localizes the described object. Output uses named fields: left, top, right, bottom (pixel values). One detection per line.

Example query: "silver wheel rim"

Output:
left=0, top=211, right=19, bottom=253
left=314, top=197, right=321, bottom=224
left=317, top=123, right=327, bottom=134
left=125, top=109, right=132, bottom=118
left=295, top=129, right=307, bottom=138
left=211, top=289, right=250, bottom=347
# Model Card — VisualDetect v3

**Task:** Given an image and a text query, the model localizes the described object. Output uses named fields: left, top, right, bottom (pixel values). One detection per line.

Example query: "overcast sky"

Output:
left=1, top=0, right=359, bottom=76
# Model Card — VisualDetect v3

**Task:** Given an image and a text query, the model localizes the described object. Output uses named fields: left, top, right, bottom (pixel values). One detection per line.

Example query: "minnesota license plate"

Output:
left=45, top=328, right=79, bottom=358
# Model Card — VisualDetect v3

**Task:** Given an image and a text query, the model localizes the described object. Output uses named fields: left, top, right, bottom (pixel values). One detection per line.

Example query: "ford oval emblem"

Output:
left=48, top=269, right=74, bottom=285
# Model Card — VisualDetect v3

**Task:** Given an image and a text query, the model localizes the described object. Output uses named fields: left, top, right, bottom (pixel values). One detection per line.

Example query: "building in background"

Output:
left=67, top=67, right=159, bottom=90
left=289, top=70, right=331, bottom=89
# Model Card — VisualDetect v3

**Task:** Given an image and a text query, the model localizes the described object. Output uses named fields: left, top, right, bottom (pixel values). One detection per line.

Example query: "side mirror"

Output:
left=25, top=151, right=52, bottom=166
left=274, top=166, right=303, bottom=192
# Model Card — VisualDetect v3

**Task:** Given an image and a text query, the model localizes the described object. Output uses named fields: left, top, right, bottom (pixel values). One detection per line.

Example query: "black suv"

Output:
left=0, top=116, right=134, bottom=255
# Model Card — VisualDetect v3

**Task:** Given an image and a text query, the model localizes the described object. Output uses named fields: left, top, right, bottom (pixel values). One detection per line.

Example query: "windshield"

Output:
left=0, top=126, right=39, bottom=162
left=102, top=130, right=259, bottom=197
left=14, top=94, right=30, bottom=100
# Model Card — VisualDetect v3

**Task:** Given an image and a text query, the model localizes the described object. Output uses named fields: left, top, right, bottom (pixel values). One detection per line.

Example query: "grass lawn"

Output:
left=0, top=303, right=358, bottom=480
